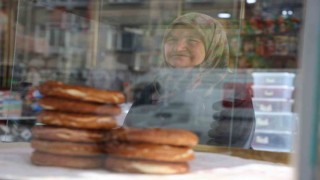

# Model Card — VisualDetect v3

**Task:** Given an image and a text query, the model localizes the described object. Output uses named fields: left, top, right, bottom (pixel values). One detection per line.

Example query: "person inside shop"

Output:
left=124, top=12, right=255, bottom=149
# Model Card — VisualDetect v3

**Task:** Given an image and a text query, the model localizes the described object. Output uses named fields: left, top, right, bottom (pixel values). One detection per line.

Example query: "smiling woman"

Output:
left=164, top=24, right=206, bottom=68
left=124, top=12, right=255, bottom=149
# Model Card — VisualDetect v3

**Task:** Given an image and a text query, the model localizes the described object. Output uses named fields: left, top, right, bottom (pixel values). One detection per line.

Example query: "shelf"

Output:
left=232, top=54, right=297, bottom=59
left=0, top=116, right=36, bottom=120
left=241, top=32, right=299, bottom=37
left=264, top=55, right=297, bottom=59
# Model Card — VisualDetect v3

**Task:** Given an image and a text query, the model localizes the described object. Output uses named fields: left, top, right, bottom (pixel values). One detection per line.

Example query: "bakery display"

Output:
left=31, top=81, right=199, bottom=174
left=31, top=81, right=123, bottom=169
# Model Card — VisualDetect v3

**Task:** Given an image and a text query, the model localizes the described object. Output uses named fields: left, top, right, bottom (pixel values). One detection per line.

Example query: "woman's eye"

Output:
left=188, top=39, right=200, bottom=43
left=166, top=37, right=177, bottom=42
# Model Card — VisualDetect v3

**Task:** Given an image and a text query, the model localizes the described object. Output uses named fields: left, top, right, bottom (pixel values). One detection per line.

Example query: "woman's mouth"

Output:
left=171, top=54, right=189, bottom=58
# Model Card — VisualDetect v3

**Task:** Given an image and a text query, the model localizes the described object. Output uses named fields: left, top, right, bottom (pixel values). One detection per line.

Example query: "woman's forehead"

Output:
left=167, top=25, right=201, bottom=37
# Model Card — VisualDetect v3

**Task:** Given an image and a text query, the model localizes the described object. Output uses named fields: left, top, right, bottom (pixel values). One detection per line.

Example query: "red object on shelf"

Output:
left=222, top=82, right=254, bottom=108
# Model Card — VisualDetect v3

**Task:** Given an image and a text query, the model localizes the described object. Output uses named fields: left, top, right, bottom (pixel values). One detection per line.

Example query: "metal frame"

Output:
left=295, top=0, right=320, bottom=179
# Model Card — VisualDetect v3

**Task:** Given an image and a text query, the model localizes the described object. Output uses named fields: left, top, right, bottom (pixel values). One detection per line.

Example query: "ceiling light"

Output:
left=218, top=13, right=231, bottom=19
left=282, top=10, right=288, bottom=16
left=246, top=0, right=256, bottom=4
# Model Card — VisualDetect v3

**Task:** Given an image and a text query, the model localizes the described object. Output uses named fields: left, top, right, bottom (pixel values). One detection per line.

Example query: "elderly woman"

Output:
left=124, top=12, right=255, bottom=149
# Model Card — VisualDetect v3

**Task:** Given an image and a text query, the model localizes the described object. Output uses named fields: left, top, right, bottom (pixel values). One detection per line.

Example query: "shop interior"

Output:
left=0, top=0, right=315, bottom=179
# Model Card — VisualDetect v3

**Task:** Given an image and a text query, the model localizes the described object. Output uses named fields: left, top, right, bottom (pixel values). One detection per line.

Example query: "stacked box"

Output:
left=0, top=91, right=22, bottom=117
left=0, top=91, right=3, bottom=117
left=251, top=72, right=296, bottom=152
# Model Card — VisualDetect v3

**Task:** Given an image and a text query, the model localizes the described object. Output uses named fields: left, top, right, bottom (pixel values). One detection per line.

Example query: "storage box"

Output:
left=2, top=99, right=23, bottom=117
left=255, top=112, right=296, bottom=132
left=252, top=98, right=294, bottom=112
left=252, top=85, right=294, bottom=99
left=252, top=72, right=295, bottom=86
left=252, top=131, right=293, bottom=152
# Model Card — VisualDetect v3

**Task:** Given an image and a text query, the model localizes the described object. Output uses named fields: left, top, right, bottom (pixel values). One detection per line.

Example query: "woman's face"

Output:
left=164, top=25, right=206, bottom=68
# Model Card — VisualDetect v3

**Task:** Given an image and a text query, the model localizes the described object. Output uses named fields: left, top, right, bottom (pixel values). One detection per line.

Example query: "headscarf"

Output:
left=154, top=12, right=230, bottom=100
left=162, top=12, right=230, bottom=71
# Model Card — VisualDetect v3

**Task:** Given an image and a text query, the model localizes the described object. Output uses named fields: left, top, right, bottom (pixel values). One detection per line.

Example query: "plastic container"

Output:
left=252, top=72, right=295, bottom=86
left=2, top=99, right=22, bottom=117
left=115, top=103, right=132, bottom=126
left=252, top=98, right=294, bottom=112
left=255, top=112, right=296, bottom=132
left=252, top=85, right=294, bottom=99
left=252, top=131, right=293, bottom=152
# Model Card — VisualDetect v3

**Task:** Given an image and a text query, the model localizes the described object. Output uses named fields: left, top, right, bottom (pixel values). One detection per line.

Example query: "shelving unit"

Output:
left=238, top=30, right=300, bottom=68
left=237, top=0, right=302, bottom=69
left=0, top=116, right=36, bottom=120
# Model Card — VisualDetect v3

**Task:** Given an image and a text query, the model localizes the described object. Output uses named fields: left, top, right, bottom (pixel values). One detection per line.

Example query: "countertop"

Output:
left=0, top=142, right=293, bottom=180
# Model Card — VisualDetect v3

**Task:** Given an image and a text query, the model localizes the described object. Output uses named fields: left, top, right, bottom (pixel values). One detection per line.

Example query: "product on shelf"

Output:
left=0, top=92, right=3, bottom=116
left=0, top=91, right=23, bottom=117
left=252, top=98, right=294, bottom=112
left=255, top=112, right=297, bottom=132
left=252, top=72, right=295, bottom=86
left=251, top=85, right=294, bottom=99
left=252, top=131, right=293, bottom=152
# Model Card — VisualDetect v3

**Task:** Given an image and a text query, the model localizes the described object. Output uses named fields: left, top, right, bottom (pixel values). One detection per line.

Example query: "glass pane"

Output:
left=5, top=0, right=320, bottom=179
left=97, top=0, right=254, bottom=148
left=4, top=0, right=303, bottom=152
left=1, top=0, right=308, bottom=178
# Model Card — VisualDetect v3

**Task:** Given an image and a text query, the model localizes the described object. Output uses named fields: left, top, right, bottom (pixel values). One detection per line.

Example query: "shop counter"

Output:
left=0, top=143, right=293, bottom=180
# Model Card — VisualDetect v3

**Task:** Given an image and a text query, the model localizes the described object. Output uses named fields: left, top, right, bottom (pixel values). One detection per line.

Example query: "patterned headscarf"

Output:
left=154, top=12, right=230, bottom=99
left=162, top=12, right=230, bottom=71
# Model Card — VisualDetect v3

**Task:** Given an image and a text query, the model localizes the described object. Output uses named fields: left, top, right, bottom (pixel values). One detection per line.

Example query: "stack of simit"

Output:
left=31, top=81, right=125, bottom=169
left=104, top=127, right=199, bottom=174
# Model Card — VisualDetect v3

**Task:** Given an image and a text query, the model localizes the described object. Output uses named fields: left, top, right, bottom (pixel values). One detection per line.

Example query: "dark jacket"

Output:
left=124, top=78, right=255, bottom=149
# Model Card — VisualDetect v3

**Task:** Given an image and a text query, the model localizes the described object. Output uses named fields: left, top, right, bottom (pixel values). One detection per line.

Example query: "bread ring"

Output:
left=105, top=142, right=194, bottom=162
left=31, top=139, right=105, bottom=156
left=105, top=128, right=198, bottom=147
left=37, top=111, right=117, bottom=129
left=39, top=97, right=121, bottom=115
left=39, top=81, right=125, bottom=104
left=104, top=156, right=189, bottom=174
left=32, top=125, right=106, bottom=143
left=31, top=151, right=103, bottom=169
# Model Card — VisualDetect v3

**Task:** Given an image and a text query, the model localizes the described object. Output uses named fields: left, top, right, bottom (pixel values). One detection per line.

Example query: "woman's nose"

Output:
left=174, top=40, right=187, bottom=51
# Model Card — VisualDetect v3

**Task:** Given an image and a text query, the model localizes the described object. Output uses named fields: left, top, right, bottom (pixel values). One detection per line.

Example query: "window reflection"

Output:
left=0, top=0, right=302, bottom=155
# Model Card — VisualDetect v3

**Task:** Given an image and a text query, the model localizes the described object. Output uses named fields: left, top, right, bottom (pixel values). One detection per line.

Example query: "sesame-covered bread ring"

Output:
left=32, top=125, right=106, bottom=143
left=31, top=151, right=103, bottom=169
left=104, top=156, right=189, bottom=174
left=105, top=142, right=194, bottom=162
left=37, top=111, right=117, bottom=129
left=31, top=139, right=105, bottom=156
left=39, top=97, right=121, bottom=115
left=39, top=81, right=125, bottom=104
left=105, top=128, right=198, bottom=147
